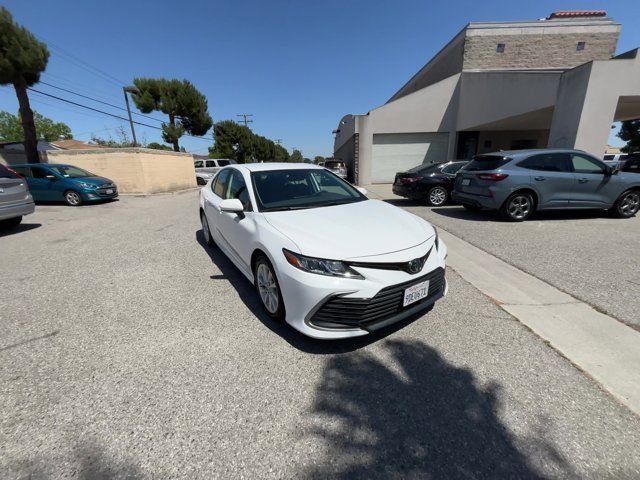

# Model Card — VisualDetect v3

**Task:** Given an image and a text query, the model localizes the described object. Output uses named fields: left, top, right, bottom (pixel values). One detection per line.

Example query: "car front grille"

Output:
left=308, top=267, right=445, bottom=330
left=96, top=184, right=117, bottom=196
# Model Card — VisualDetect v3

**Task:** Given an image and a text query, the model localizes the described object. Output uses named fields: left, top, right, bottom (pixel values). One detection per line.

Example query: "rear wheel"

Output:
left=500, top=192, right=534, bottom=222
left=611, top=190, right=640, bottom=218
left=426, top=186, right=448, bottom=206
left=254, top=255, right=285, bottom=320
left=64, top=190, right=82, bottom=206
left=0, top=216, right=22, bottom=228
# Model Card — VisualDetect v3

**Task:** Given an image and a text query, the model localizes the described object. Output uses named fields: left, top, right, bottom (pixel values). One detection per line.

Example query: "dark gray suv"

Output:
left=452, top=149, right=640, bottom=221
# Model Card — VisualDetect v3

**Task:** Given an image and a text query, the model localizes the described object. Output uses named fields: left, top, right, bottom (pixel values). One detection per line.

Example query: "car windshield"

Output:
left=464, top=155, right=512, bottom=172
left=251, top=168, right=366, bottom=212
left=50, top=166, right=95, bottom=178
left=324, top=161, right=345, bottom=169
left=406, top=163, right=443, bottom=174
left=0, top=165, right=20, bottom=179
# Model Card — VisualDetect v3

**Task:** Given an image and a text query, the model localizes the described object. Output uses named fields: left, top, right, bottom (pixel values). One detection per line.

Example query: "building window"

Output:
left=577, top=41, right=586, bottom=51
left=496, top=43, right=506, bottom=53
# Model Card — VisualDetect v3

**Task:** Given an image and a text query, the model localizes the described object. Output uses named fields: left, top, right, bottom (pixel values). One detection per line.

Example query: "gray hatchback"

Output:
left=452, top=149, right=640, bottom=221
left=0, top=164, right=35, bottom=228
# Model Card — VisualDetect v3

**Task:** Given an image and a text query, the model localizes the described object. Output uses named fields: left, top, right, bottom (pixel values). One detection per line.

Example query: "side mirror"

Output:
left=45, top=175, right=56, bottom=180
left=356, top=187, right=368, bottom=196
left=219, top=198, right=244, bottom=213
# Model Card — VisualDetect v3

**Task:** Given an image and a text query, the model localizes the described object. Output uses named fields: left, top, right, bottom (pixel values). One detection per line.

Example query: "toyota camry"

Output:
left=199, top=163, right=447, bottom=339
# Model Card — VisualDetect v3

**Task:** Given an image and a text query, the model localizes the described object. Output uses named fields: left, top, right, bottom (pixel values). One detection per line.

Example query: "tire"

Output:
left=500, top=192, right=534, bottom=222
left=426, top=186, right=448, bottom=206
left=200, top=211, right=215, bottom=247
left=611, top=190, right=640, bottom=218
left=0, top=216, right=22, bottom=228
left=64, top=190, right=82, bottom=206
left=462, top=204, right=482, bottom=212
left=254, top=255, right=285, bottom=320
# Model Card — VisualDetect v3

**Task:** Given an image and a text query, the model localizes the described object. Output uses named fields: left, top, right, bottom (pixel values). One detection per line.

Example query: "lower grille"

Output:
left=309, top=267, right=445, bottom=330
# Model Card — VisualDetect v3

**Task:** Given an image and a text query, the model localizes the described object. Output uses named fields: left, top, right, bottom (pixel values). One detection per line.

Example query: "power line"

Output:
left=26, top=88, right=213, bottom=143
left=38, top=81, right=165, bottom=124
left=237, top=114, right=253, bottom=127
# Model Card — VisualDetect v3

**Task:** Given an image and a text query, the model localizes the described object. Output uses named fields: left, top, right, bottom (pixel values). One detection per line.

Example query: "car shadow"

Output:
left=430, top=206, right=612, bottom=222
left=301, top=338, right=576, bottom=479
left=195, top=230, right=430, bottom=354
left=34, top=198, right=119, bottom=207
left=0, top=222, right=41, bottom=236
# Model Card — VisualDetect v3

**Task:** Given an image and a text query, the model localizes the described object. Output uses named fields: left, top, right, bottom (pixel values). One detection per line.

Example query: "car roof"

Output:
left=478, top=149, right=587, bottom=158
left=236, top=162, right=324, bottom=172
left=10, top=163, right=72, bottom=168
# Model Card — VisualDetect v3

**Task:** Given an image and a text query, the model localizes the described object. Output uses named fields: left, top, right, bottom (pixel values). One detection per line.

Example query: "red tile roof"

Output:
left=548, top=10, right=607, bottom=19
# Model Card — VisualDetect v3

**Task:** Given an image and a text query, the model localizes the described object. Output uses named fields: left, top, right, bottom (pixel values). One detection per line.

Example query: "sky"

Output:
left=1, top=0, right=639, bottom=156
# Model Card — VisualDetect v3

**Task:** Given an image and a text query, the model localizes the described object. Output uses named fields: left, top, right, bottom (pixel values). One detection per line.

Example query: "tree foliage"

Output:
left=314, top=155, right=326, bottom=164
left=290, top=149, right=303, bottom=163
left=618, top=120, right=640, bottom=153
left=209, top=120, right=290, bottom=163
left=146, top=142, right=172, bottom=151
left=91, top=125, right=139, bottom=148
left=0, top=110, right=72, bottom=142
left=132, top=77, right=212, bottom=152
left=0, top=7, right=50, bottom=163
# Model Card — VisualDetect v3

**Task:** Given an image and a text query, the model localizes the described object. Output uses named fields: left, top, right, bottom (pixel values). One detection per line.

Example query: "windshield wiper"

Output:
left=263, top=205, right=312, bottom=212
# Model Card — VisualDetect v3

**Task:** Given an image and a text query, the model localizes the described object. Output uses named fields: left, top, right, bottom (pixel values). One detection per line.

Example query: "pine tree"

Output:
left=132, top=78, right=213, bottom=152
left=0, top=7, right=50, bottom=163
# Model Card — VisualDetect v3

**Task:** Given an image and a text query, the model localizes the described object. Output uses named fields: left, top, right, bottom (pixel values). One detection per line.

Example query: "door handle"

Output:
left=578, top=178, right=589, bottom=183
left=534, top=176, right=546, bottom=181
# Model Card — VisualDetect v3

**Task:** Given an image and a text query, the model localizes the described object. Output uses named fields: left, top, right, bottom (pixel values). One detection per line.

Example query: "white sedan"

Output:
left=199, top=163, right=447, bottom=339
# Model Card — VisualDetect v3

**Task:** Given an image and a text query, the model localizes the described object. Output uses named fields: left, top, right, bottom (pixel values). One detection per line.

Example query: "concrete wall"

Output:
left=40, top=148, right=197, bottom=194
left=464, top=23, right=619, bottom=70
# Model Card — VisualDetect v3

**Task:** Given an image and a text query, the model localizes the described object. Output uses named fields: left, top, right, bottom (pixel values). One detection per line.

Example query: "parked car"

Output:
left=603, top=153, right=627, bottom=169
left=199, top=163, right=447, bottom=339
left=195, top=158, right=237, bottom=185
left=0, top=164, right=35, bottom=228
left=620, top=153, right=640, bottom=173
left=11, top=164, right=118, bottom=206
left=393, top=161, right=469, bottom=206
left=452, top=149, right=640, bottom=221
left=323, top=160, right=347, bottom=179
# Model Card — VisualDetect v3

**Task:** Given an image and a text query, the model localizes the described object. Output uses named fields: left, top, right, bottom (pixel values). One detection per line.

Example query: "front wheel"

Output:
left=500, top=192, right=534, bottom=222
left=611, top=190, right=640, bottom=218
left=254, top=255, right=285, bottom=320
left=200, top=211, right=215, bottom=247
left=426, top=186, right=448, bottom=206
left=64, top=190, right=82, bottom=206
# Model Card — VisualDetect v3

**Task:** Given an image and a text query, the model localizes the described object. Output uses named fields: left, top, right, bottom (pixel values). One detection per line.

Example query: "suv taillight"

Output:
left=476, top=173, right=509, bottom=181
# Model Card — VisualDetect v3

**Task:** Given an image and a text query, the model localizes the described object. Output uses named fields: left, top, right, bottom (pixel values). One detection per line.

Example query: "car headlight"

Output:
left=78, top=182, right=95, bottom=189
left=283, top=249, right=364, bottom=279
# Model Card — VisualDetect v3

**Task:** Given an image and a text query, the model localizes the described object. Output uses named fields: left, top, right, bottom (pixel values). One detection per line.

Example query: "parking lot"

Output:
left=2, top=191, right=640, bottom=478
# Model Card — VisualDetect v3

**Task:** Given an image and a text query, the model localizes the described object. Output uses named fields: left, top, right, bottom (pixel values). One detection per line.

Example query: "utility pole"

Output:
left=123, top=86, right=140, bottom=147
left=236, top=114, right=253, bottom=127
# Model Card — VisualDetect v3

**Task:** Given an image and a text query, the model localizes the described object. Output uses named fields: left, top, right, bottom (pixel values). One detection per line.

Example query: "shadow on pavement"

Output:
left=302, top=339, right=575, bottom=479
left=195, top=230, right=430, bottom=354
left=0, top=222, right=41, bottom=237
left=428, top=205, right=612, bottom=222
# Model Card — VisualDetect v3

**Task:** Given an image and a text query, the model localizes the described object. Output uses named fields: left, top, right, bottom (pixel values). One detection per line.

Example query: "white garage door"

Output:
left=371, top=132, right=449, bottom=183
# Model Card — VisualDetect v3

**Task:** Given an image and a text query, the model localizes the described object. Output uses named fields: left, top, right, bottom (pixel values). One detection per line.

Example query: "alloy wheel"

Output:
left=65, top=191, right=81, bottom=206
left=507, top=195, right=531, bottom=220
left=620, top=192, right=640, bottom=216
left=428, top=187, right=447, bottom=206
left=256, top=263, right=279, bottom=314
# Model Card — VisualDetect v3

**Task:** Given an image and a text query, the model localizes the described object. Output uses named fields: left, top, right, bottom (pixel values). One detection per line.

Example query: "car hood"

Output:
left=70, top=176, right=114, bottom=186
left=263, top=199, right=434, bottom=259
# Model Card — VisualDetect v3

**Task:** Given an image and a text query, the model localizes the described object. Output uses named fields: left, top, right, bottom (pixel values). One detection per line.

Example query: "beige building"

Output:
left=333, top=10, right=640, bottom=184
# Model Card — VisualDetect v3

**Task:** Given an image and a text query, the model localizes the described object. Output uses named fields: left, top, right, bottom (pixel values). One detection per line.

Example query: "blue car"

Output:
left=11, top=164, right=118, bottom=206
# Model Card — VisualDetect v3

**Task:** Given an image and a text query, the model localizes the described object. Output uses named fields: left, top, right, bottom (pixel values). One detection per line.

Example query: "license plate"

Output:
left=105, top=189, right=114, bottom=194
left=403, top=280, right=430, bottom=307
left=461, top=178, right=471, bottom=186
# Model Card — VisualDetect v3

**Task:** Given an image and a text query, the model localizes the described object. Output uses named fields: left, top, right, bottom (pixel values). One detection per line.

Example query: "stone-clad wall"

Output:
left=463, top=31, right=619, bottom=70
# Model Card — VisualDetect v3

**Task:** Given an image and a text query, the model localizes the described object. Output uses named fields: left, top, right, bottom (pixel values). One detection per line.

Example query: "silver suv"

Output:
left=452, top=149, right=640, bottom=221
left=0, top=164, right=35, bottom=228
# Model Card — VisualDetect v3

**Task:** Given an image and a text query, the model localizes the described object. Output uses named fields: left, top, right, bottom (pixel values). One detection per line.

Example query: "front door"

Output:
left=29, top=166, right=57, bottom=201
left=569, top=153, right=618, bottom=207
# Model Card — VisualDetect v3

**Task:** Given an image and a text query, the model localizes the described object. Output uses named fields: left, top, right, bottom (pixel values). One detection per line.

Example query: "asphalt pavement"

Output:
left=1, top=191, right=639, bottom=479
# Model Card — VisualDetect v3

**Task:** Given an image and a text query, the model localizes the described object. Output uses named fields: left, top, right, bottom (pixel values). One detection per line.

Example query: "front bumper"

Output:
left=81, top=186, right=119, bottom=202
left=0, top=198, right=35, bottom=221
left=277, top=239, right=448, bottom=339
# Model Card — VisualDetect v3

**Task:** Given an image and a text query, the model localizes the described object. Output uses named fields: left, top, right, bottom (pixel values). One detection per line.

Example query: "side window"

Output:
left=194, top=160, right=203, bottom=168
left=571, top=154, right=605, bottom=174
left=227, top=170, right=252, bottom=210
left=518, top=153, right=570, bottom=172
left=442, top=163, right=464, bottom=174
left=11, top=166, right=30, bottom=178
left=212, top=169, right=230, bottom=198
left=603, top=155, right=615, bottom=161
left=31, top=166, right=50, bottom=179
left=206, top=160, right=217, bottom=168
